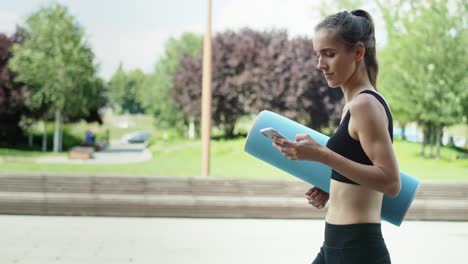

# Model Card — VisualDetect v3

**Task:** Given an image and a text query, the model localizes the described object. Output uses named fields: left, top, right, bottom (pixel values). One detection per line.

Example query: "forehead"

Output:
left=313, top=29, right=342, bottom=51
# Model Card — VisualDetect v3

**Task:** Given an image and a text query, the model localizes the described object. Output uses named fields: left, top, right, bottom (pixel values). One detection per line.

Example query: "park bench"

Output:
left=67, top=146, right=94, bottom=160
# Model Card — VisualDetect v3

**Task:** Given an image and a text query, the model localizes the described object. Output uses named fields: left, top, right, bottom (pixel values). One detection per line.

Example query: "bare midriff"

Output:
left=325, top=179, right=383, bottom=225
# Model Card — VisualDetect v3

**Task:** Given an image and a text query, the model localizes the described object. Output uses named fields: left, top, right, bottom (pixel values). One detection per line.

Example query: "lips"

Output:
left=324, top=72, right=333, bottom=79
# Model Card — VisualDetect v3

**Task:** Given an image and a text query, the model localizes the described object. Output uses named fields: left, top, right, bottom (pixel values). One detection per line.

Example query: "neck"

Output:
left=340, top=63, right=374, bottom=103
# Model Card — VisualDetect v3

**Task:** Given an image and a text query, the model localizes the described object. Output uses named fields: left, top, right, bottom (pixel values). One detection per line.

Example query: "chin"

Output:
left=327, top=81, right=341, bottom=88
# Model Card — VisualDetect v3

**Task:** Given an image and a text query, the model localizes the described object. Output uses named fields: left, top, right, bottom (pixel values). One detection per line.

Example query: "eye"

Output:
left=324, top=51, right=335, bottom=57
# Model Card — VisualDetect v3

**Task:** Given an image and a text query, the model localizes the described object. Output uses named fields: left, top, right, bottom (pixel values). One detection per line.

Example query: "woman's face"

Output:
left=313, top=29, right=357, bottom=88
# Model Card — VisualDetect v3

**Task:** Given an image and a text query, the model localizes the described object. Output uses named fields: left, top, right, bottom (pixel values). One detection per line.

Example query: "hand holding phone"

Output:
left=260, top=127, right=287, bottom=140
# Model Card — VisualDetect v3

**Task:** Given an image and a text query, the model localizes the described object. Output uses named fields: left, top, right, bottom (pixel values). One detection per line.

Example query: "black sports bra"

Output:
left=326, top=90, right=393, bottom=185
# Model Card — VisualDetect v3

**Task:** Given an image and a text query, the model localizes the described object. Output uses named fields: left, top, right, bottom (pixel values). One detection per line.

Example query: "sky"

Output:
left=0, top=0, right=384, bottom=80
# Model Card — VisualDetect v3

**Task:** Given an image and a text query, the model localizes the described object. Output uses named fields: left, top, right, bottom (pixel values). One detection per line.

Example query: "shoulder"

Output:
left=350, top=92, right=387, bottom=119
left=349, top=92, right=389, bottom=131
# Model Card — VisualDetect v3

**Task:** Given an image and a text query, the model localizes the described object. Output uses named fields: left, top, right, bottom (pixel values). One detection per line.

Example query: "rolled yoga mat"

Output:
left=244, top=110, right=420, bottom=226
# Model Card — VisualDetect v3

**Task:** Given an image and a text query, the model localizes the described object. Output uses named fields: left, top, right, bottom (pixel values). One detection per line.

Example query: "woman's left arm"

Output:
left=273, top=98, right=401, bottom=197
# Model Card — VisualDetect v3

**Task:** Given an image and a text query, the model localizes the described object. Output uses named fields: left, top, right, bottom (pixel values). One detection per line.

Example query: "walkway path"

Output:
left=1, top=215, right=466, bottom=264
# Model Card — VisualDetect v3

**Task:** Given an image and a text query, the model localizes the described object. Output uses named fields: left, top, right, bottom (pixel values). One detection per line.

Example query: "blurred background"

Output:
left=0, top=0, right=467, bottom=263
left=0, top=0, right=466, bottom=178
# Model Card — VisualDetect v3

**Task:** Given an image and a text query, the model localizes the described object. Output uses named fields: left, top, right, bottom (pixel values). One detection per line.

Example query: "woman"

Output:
left=272, top=10, right=401, bottom=264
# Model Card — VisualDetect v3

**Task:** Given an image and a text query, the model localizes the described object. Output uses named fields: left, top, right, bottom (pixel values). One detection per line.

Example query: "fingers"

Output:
left=309, top=188, right=322, bottom=200
left=273, top=137, right=295, bottom=147
left=309, top=197, right=328, bottom=209
left=295, top=134, right=311, bottom=142
left=308, top=197, right=324, bottom=208
left=272, top=136, right=283, bottom=145
left=305, top=187, right=329, bottom=209
left=305, top=188, right=315, bottom=196
left=272, top=141, right=297, bottom=160
left=271, top=137, right=302, bottom=160
left=305, top=187, right=318, bottom=197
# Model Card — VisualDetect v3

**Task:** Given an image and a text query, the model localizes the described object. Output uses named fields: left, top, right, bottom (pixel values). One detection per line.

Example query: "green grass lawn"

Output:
left=0, top=137, right=466, bottom=181
left=0, top=148, right=62, bottom=159
left=392, top=140, right=467, bottom=181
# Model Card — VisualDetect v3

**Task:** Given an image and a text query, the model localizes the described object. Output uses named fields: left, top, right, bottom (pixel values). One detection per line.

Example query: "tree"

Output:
left=281, top=36, right=343, bottom=130
left=320, top=0, right=366, bottom=16
left=172, top=29, right=343, bottom=138
left=108, top=64, right=126, bottom=112
left=378, top=0, right=467, bottom=159
left=108, top=65, right=146, bottom=114
left=142, top=33, right=203, bottom=132
left=0, top=32, right=29, bottom=146
left=66, top=76, right=107, bottom=124
left=10, top=3, right=102, bottom=152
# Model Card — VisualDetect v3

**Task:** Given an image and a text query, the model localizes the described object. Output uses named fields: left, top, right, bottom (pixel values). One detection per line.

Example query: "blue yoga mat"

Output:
left=244, top=110, right=420, bottom=226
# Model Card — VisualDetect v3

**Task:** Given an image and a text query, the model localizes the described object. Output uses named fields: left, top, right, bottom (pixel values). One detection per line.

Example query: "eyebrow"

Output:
left=314, top=48, right=336, bottom=54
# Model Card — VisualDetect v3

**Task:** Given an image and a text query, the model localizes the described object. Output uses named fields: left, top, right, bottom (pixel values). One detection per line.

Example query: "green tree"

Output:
left=142, top=32, right=202, bottom=132
left=10, top=3, right=101, bottom=152
left=378, top=0, right=467, bottom=159
left=108, top=64, right=127, bottom=112
left=128, top=69, right=147, bottom=113
left=320, top=0, right=366, bottom=16
left=108, top=64, right=146, bottom=114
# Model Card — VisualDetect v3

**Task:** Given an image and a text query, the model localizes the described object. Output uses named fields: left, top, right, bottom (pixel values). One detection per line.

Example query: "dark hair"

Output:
left=315, top=9, right=378, bottom=88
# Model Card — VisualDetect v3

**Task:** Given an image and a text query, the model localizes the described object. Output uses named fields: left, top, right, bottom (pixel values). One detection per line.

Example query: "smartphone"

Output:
left=260, top=127, right=287, bottom=140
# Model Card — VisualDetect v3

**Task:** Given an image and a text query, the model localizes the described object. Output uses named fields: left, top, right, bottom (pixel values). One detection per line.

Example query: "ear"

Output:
left=354, top=42, right=365, bottom=62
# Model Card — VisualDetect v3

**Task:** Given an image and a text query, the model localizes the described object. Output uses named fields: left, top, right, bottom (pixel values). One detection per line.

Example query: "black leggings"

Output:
left=312, top=223, right=391, bottom=264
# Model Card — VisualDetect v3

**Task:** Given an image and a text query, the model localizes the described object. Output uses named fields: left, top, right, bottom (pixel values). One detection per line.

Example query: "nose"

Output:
left=316, top=57, right=326, bottom=71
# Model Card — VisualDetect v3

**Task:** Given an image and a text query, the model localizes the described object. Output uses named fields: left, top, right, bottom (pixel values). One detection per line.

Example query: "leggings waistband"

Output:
left=324, top=222, right=384, bottom=248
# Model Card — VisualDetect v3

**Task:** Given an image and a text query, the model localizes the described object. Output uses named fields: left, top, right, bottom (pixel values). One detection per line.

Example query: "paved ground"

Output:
left=37, top=141, right=151, bottom=164
left=1, top=215, right=467, bottom=264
